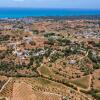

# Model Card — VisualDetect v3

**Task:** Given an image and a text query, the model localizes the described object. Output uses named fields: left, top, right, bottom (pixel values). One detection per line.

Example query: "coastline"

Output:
left=1, top=15, right=100, bottom=20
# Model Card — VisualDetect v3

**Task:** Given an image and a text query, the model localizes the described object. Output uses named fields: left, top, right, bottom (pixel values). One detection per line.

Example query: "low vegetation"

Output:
left=71, top=76, right=90, bottom=89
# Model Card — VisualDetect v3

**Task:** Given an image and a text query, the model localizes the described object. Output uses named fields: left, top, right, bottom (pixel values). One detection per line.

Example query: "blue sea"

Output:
left=0, top=8, right=100, bottom=18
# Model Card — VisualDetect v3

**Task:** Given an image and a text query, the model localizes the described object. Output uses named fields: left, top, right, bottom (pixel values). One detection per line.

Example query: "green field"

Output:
left=0, top=98, right=6, bottom=100
left=71, top=76, right=90, bottom=89
left=38, top=66, right=52, bottom=77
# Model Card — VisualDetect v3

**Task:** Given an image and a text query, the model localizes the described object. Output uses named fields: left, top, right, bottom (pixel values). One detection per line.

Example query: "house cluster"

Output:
left=8, top=37, right=31, bottom=65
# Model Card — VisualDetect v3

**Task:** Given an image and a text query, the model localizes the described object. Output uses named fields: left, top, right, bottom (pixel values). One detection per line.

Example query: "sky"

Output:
left=0, top=0, right=100, bottom=9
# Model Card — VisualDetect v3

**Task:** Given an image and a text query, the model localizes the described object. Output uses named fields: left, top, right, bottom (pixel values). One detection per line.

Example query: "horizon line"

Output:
left=0, top=7, right=100, bottom=10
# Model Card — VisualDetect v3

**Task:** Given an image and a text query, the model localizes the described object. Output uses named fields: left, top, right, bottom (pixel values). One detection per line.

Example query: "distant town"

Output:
left=0, top=17, right=100, bottom=100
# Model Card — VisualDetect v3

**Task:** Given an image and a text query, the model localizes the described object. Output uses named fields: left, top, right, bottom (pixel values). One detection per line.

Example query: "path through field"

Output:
left=0, top=78, right=12, bottom=93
